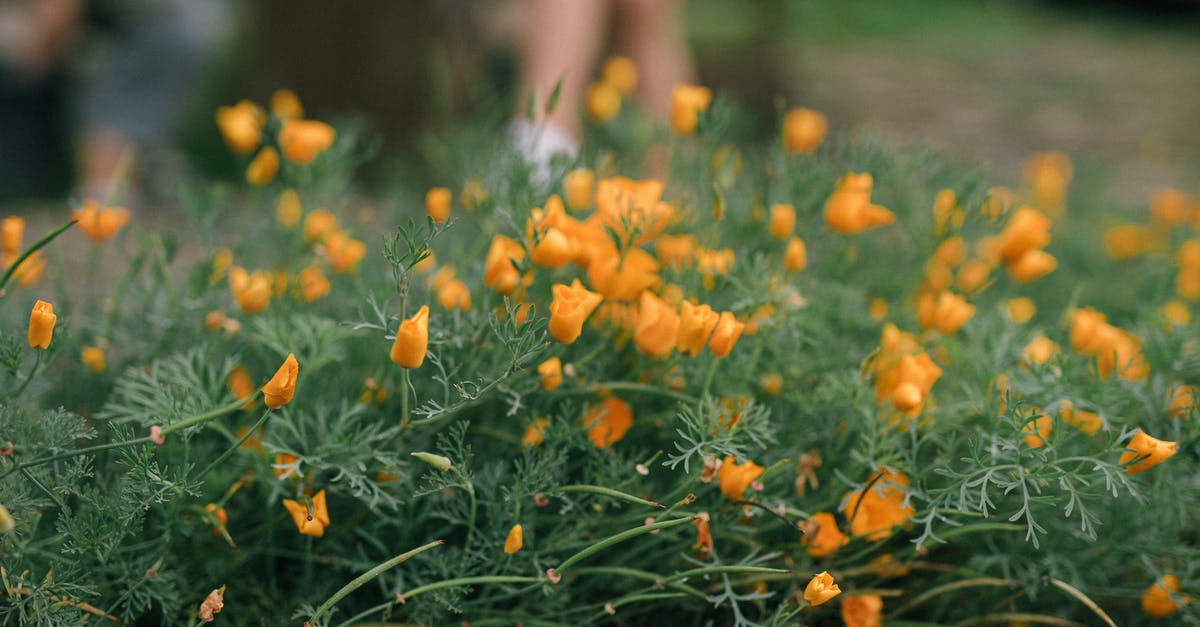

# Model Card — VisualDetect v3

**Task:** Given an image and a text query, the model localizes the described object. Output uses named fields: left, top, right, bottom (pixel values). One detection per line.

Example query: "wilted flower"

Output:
left=278, top=119, right=335, bottom=164
left=716, top=455, right=763, bottom=500
left=692, top=512, right=713, bottom=555
left=262, top=353, right=299, bottom=408
left=28, top=300, right=56, bottom=349
left=781, top=107, right=827, bottom=155
left=282, top=489, right=329, bottom=537
left=803, top=571, right=841, bottom=607
left=1120, top=429, right=1176, bottom=475
left=197, top=585, right=226, bottom=622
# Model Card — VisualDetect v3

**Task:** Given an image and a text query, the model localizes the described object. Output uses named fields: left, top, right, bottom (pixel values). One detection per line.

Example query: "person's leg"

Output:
left=614, top=0, right=695, bottom=121
left=516, top=0, right=609, bottom=142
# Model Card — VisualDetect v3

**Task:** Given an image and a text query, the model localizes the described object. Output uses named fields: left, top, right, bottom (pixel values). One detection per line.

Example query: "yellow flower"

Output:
left=583, top=397, right=634, bottom=448
left=1, top=216, right=24, bottom=252
left=390, top=306, right=430, bottom=369
left=586, top=81, right=622, bottom=123
left=215, top=100, right=264, bottom=154
left=781, top=107, right=827, bottom=155
left=426, top=187, right=451, bottom=223
left=262, top=353, right=299, bottom=409
left=670, top=84, right=713, bottom=135
left=297, top=265, right=330, bottom=302
left=537, top=357, right=562, bottom=390
left=270, top=88, right=304, bottom=119
left=633, top=291, right=680, bottom=358
left=841, top=468, right=913, bottom=541
left=549, top=279, right=603, bottom=344
left=601, top=56, right=638, bottom=94
left=768, top=203, right=795, bottom=240
left=563, top=169, right=595, bottom=211
left=716, top=455, right=763, bottom=500
left=460, top=178, right=488, bottom=212
left=278, top=119, right=335, bottom=164
left=436, top=279, right=472, bottom=311
left=28, top=300, right=56, bottom=349
left=803, top=571, right=841, bottom=607
left=73, top=200, right=131, bottom=243
left=282, top=489, right=329, bottom=537
left=245, top=147, right=279, bottom=186
left=802, top=512, right=847, bottom=558
left=504, top=524, right=524, bottom=554
left=840, top=594, right=884, bottom=627
left=1120, top=429, right=1176, bottom=475
left=229, top=267, right=271, bottom=314
left=676, top=301, right=720, bottom=356
left=1142, top=574, right=1193, bottom=618
left=708, top=311, right=745, bottom=358
left=81, top=346, right=106, bottom=373
left=303, top=209, right=338, bottom=243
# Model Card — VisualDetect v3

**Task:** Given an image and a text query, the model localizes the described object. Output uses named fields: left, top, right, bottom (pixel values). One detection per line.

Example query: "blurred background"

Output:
left=1, top=0, right=1198, bottom=210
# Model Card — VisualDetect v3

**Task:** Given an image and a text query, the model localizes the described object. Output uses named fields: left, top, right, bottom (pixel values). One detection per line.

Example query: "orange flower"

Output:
left=1022, top=414, right=1052, bottom=448
left=27, top=300, right=56, bottom=349
left=1120, top=429, right=1176, bottom=475
left=1059, top=402, right=1102, bottom=435
left=583, top=397, right=633, bottom=448
left=931, top=291, right=975, bottom=335
left=1167, top=384, right=1197, bottom=419
left=803, top=571, right=841, bottom=607
left=426, top=187, right=451, bottom=223
left=73, top=200, right=131, bottom=243
left=278, top=119, right=335, bottom=164
left=270, top=88, right=304, bottom=119
left=1007, top=297, right=1036, bottom=323
left=303, top=209, right=337, bottom=243
left=1150, top=187, right=1191, bottom=225
left=537, top=357, right=563, bottom=390
left=321, top=231, right=366, bottom=273
left=530, top=227, right=573, bottom=269
left=80, top=346, right=105, bottom=372
left=955, top=260, right=991, bottom=294
left=229, top=267, right=271, bottom=314
left=5, top=249, right=45, bottom=287
left=781, top=107, right=827, bottom=155
left=549, top=279, right=603, bottom=344
left=823, top=173, right=895, bottom=235
left=601, top=56, right=638, bottom=94
left=1022, top=151, right=1072, bottom=213
left=996, top=206, right=1051, bottom=265
left=841, top=468, right=913, bottom=541
left=1142, top=574, right=1193, bottom=618
left=768, top=203, right=795, bottom=240
left=633, top=291, right=680, bottom=358
left=437, top=279, right=471, bottom=311
left=708, top=312, right=745, bottom=358
left=522, top=418, right=550, bottom=447
left=227, top=366, right=255, bottom=409
left=563, top=169, right=595, bottom=211
left=282, top=489, right=329, bottom=537
left=586, top=81, right=621, bottom=123
left=215, top=100, right=264, bottom=154
left=692, top=512, right=713, bottom=555
left=933, top=237, right=967, bottom=267
left=483, top=235, right=526, bottom=294
left=1104, top=223, right=1151, bottom=260
left=245, top=147, right=279, bottom=186
left=503, top=524, right=524, bottom=554
left=390, top=306, right=430, bottom=368
left=676, top=301, right=720, bottom=356
left=591, top=177, right=671, bottom=246
left=932, top=189, right=962, bottom=236
left=1022, top=336, right=1059, bottom=366
left=1, top=216, right=24, bottom=252
left=1160, top=301, right=1190, bottom=328
left=759, top=373, right=783, bottom=395
left=656, top=234, right=697, bottom=268
left=204, top=503, right=228, bottom=536
left=868, top=297, right=888, bottom=321
left=262, top=353, right=299, bottom=408
left=273, top=452, right=300, bottom=480
left=1006, top=249, right=1057, bottom=283
left=670, top=84, right=713, bottom=135
left=802, top=512, right=848, bottom=558
left=298, top=265, right=330, bottom=302
left=840, top=594, right=884, bottom=627
left=716, top=455, right=763, bottom=500
left=783, top=237, right=807, bottom=272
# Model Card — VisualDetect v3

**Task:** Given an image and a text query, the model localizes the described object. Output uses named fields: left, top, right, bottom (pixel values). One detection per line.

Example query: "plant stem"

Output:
left=0, top=219, right=77, bottom=293
left=308, top=539, right=444, bottom=625
left=399, top=367, right=411, bottom=430
left=552, top=516, right=692, bottom=578
left=9, top=350, right=44, bottom=399
left=1046, top=577, right=1117, bottom=627
left=400, top=575, right=542, bottom=602
left=193, top=407, right=273, bottom=480
left=550, top=484, right=665, bottom=509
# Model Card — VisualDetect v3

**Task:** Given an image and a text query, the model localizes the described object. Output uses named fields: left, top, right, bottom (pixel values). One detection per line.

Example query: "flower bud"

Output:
left=707, top=311, right=745, bottom=358
left=28, top=300, right=56, bottom=349
left=549, top=279, right=603, bottom=344
left=390, top=306, right=430, bottom=369
left=768, top=203, right=795, bottom=240
left=670, top=84, right=713, bottom=135
left=426, top=187, right=451, bottom=223
left=503, top=524, right=524, bottom=554
left=262, top=353, right=298, bottom=408
left=245, top=147, right=279, bottom=186
left=781, top=107, right=827, bottom=155
left=411, top=451, right=452, bottom=472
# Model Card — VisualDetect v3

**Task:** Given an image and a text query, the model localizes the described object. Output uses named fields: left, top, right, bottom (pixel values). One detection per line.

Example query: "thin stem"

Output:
left=193, top=407, right=273, bottom=480
left=894, top=577, right=1018, bottom=616
left=1046, top=577, right=1117, bottom=627
left=9, top=350, right=44, bottom=399
left=0, top=219, right=77, bottom=293
left=700, top=358, right=720, bottom=398
left=308, top=540, right=444, bottom=625
left=552, top=516, right=692, bottom=577
left=399, top=368, right=411, bottom=430
left=400, top=575, right=542, bottom=602
left=20, top=467, right=66, bottom=511
left=551, top=484, right=665, bottom=509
